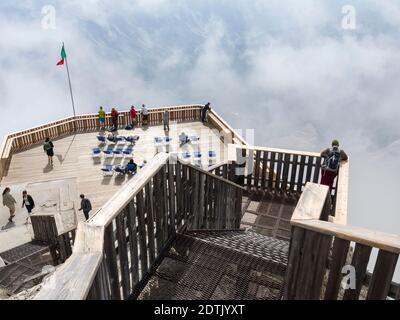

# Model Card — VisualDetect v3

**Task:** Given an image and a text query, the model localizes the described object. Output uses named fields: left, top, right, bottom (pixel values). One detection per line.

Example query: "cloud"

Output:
left=1, top=0, right=399, bottom=278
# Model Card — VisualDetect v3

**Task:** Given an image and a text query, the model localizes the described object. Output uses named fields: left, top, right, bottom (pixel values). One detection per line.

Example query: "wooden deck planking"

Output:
left=2, top=121, right=227, bottom=218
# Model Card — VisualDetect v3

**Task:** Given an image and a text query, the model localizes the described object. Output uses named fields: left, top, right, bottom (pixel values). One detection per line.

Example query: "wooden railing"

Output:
left=284, top=182, right=400, bottom=300
left=209, top=144, right=349, bottom=224
left=0, top=105, right=204, bottom=180
left=207, top=109, right=248, bottom=146
left=35, top=153, right=244, bottom=300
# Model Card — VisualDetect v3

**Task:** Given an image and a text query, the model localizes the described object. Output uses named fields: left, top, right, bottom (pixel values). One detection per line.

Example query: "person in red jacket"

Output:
left=111, top=107, right=119, bottom=131
left=130, top=106, right=137, bottom=127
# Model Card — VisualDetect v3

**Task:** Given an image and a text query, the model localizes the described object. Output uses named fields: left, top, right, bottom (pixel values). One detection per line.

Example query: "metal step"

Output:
left=136, top=230, right=289, bottom=300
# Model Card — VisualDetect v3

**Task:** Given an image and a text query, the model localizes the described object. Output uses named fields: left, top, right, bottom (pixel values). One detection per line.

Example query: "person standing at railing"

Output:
left=43, top=137, right=54, bottom=165
left=111, top=107, right=119, bottom=131
left=141, top=104, right=149, bottom=126
left=130, top=106, right=137, bottom=127
left=320, top=139, right=348, bottom=190
left=163, top=109, right=170, bottom=131
left=78, top=194, right=92, bottom=221
left=98, top=106, right=106, bottom=130
left=201, top=102, right=211, bottom=123
left=2, top=187, right=16, bottom=223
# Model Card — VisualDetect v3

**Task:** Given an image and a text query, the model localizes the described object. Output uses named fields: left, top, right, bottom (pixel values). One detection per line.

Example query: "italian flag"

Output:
left=56, top=45, right=67, bottom=65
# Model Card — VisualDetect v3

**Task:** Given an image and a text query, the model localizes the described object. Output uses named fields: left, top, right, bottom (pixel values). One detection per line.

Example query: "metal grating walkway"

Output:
left=137, top=230, right=289, bottom=300
left=0, top=242, right=53, bottom=295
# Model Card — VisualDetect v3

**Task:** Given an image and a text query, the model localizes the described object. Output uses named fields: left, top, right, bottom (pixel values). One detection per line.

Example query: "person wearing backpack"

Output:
left=22, top=190, right=35, bottom=224
left=78, top=194, right=92, bottom=221
left=43, top=137, right=54, bottom=165
left=320, top=139, right=348, bottom=189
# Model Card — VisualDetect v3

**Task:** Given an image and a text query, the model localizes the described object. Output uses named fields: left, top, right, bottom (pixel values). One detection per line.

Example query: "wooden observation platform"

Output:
left=0, top=105, right=399, bottom=300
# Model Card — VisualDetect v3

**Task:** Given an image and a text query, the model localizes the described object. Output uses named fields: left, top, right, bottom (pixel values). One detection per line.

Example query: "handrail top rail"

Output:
left=205, top=160, right=230, bottom=172
left=173, top=155, right=246, bottom=191
left=89, top=153, right=245, bottom=227
left=228, top=143, right=324, bottom=158
left=292, top=219, right=400, bottom=254
left=0, top=104, right=205, bottom=161
left=6, top=104, right=204, bottom=138
left=208, top=109, right=248, bottom=146
left=88, top=152, right=170, bottom=226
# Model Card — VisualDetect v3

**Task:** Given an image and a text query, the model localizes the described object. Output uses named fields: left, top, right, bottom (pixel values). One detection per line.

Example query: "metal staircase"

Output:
left=136, top=230, right=289, bottom=300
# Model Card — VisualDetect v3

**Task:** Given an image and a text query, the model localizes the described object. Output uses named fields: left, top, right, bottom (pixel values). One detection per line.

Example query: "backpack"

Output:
left=322, top=148, right=341, bottom=172
left=83, top=199, right=92, bottom=211
left=44, top=142, right=52, bottom=151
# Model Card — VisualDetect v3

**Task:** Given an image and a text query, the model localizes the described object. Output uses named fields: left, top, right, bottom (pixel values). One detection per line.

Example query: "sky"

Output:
left=0, top=1, right=399, bottom=279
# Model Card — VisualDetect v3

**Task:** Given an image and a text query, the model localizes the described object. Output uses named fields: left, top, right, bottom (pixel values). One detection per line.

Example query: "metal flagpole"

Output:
left=63, top=42, right=77, bottom=119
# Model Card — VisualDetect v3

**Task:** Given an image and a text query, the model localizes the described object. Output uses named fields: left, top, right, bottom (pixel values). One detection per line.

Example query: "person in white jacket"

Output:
left=2, top=187, right=17, bottom=222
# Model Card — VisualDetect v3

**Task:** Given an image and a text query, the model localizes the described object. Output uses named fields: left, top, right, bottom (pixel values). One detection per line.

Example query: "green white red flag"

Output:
left=56, top=45, right=67, bottom=65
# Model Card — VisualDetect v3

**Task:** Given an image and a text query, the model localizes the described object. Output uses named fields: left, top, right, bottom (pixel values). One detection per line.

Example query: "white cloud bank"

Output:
left=0, top=0, right=399, bottom=277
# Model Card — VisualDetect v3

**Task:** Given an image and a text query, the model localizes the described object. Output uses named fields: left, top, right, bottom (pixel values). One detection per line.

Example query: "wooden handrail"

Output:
left=291, top=219, right=400, bottom=255
left=0, top=104, right=205, bottom=180
left=226, top=144, right=348, bottom=224
left=172, top=154, right=246, bottom=191
left=36, top=152, right=244, bottom=300
left=208, top=109, right=248, bottom=146
left=285, top=182, right=400, bottom=300
left=228, top=144, right=321, bottom=158
left=89, top=153, right=170, bottom=226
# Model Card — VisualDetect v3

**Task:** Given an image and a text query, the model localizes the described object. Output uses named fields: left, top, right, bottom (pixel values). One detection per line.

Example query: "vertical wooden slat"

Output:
left=325, top=238, right=351, bottom=300
left=168, top=164, right=176, bottom=233
left=115, top=212, right=130, bottom=298
left=275, top=153, right=283, bottom=190
left=284, top=226, right=306, bottom=299
left=153, top=171, right=164, bottom=253
left=260, top=151, right=268, bottom=190
left=198, top=173, right=206, bottom=229
left=145, top=183, right=156, bottom=265
left=162, top=165, right=169, bottom=242
left=126, top=201, right=139, bottom=287
left=281, top=153, right=290, bottom=191
left=136, top=190, right=148, bottom=276
left=268, top=152, right=275, bottom=189
left=175, top=162, right=182, bottom=226
left=293, top=230, right=318, bottom=299
left=104, top=223, right=121, bottom=300
left=313, top=157, right=321, bottom=183
left=289, top=154, right=298, bottom=191
left=254, top=150, right=261, bottom=190
left=343, top=243, right=372, bottom=300
left=367, top=250, right=399, bottom=300
left=296, top=155, right=306, bottom=192
left=308, top=233, right=332, bottom=299
left=305, top=156, right=314, bottom=184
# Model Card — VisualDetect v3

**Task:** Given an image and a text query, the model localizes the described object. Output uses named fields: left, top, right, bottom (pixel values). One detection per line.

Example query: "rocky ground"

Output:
left=2, top=284, right=42, bottom=300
